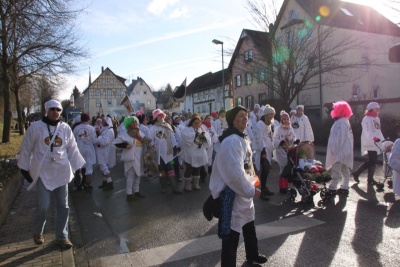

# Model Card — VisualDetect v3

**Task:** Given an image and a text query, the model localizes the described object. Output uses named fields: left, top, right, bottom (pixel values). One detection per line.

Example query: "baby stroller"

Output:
left=284, top=141, right=332, bottom=204
left=375, top=140, right=393, bottom=192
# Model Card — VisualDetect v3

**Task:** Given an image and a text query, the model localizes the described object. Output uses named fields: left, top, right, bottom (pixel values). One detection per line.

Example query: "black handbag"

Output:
left=203, top=194, right=221, bottom=221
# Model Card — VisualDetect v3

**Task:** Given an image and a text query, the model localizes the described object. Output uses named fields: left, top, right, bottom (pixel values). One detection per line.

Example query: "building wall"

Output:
left=83, top=69, right=127, bottom=119
left=128, top=81, right=156, bottom=112
left=231, top=34, right=269, bottom=110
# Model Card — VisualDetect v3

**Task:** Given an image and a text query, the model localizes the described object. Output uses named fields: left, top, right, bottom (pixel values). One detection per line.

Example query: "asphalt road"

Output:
left=70, top=151, right=400, bottom=267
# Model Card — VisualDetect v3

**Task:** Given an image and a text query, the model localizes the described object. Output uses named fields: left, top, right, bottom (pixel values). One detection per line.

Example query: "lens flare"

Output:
left=319, top=5, right=330, bottom=17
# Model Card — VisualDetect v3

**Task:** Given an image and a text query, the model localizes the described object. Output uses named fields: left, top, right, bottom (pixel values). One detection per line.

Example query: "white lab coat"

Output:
left=291, top=114, right=314, bottom=142
left=360, top=115, right=384, bottom=156
left=148, top=123, right=177, bottom=164
left=325, top=117, right=354, bottom=170
left=95, top=126, right=115, bottom=167
left=18, top=120, right=85, bottom=191
left=181, top=126, right=211, bottom=168
left=73, top=123, right=97, bottom=168
left=113, top=130, right=145, bottom=177
left=253, top=120, right=274, bottom=172
left=201, top=124, right=219, bottom=165
left=209, top=134, right=256, bottom=233
left=273, top=125, right=297, bottom=169
left=388, top=138, right=400, bottom=195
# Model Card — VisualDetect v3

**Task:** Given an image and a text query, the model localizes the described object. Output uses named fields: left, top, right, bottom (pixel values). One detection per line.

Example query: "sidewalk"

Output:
left=0, top=183, right=75, bottom=267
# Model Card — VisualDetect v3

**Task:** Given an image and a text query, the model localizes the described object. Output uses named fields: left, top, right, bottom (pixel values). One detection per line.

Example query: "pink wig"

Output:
left=330, top=101, right=353, bottom=119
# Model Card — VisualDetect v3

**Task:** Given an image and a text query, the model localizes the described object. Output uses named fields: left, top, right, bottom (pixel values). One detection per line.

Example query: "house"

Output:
left=228, top=29, right=271, bottom=109
left=82, top=67, right=128, bottom=119
left=272, top=0, right=400, bottom=122
left=185, top=69, right=231, bottom=117
left=125, top=77, right=157, bottom=113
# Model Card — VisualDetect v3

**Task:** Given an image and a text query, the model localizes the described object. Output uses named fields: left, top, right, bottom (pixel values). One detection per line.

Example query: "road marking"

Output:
left=89, top=215, right=324, bottom=267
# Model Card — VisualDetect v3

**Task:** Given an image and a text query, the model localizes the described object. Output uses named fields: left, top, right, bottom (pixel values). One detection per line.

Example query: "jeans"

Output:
left=33, top=178, right=69, bottom=240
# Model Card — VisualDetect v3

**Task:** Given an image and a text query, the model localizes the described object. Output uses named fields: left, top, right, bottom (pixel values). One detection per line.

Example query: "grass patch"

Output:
left=0, top=122, right=23, bottom=158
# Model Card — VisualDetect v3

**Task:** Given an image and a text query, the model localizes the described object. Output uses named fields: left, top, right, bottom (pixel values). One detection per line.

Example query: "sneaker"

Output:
left=352, top=172, right=360, bottom=183
left=247, top=254, right=268, bottom=264
left=55, top=239, right=73, bottom=249
left=134, top=192, right=145, bottom=199
left=126, top=194, right=137, bottom=201
left=33, top=234, right=44, bottom=245
left=337, top=188, right=349, bottom=194
left=103, top=182, right=114, bottom=191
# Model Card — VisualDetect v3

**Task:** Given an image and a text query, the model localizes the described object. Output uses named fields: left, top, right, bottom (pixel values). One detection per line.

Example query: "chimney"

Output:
left=101, top=66, right=104, bottom=72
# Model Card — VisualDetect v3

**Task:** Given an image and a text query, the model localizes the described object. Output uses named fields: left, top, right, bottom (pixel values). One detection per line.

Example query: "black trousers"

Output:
left=260, top=149, right=271, bottom=190
left=353, top=150, right=378, bottom=180
left=221, top=221, right=259, bottom=267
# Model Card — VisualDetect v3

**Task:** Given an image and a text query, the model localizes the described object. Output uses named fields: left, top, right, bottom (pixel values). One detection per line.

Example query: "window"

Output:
left=147, top=100, right=151, bottom=106
left=144, top=90, right=147, bottom=95
left=96, top=90, right=101, bottom=96
left=244, top=50, right=253, bottom=63
left=308, top=56, right=316, bottom=69
left=107, top=100, right=112, bottom=107
left=236, top=74, right=242, bottom=87
left=373, top=86, right=379, bottom=99
left=289, top=10, right=297, bottom=20
left=96, top=99, right=101, bottom=107
left=246, top=95, right=254, bottom=109
left=246, top=72, right=252, bottom=85
left=361, top=56, right=369, bottom=72
left=287, top=31, right=294, bottom=48
left=109, top=80, right=114, bottom=86
left=352, top=84, right=359, bottom=98
left=258, top=69, right=266, bottom=82
left=102, top=80, right=106, bottom=86
left=107, top=89, right=112, bottom=96
left=235, top=97, right=243, bottom=106
left=259, top=93, right=267, bottom=105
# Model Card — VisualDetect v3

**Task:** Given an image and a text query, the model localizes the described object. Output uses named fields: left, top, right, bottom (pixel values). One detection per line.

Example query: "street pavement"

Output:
left=1, top=146, right=399, bottom=267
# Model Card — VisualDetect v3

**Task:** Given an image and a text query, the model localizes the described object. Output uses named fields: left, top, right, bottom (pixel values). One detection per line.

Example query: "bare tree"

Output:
left=0, top=0, right=88, bottom=143
left=244, top=0, right=381, bottom=111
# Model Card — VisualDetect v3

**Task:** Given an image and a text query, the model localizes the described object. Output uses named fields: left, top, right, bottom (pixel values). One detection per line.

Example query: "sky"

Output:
left=59, top=0, right=394, bottom=101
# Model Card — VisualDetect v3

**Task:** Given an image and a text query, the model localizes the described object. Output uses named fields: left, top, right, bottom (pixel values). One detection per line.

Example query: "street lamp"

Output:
left=212, top=39, right=225, bottom=110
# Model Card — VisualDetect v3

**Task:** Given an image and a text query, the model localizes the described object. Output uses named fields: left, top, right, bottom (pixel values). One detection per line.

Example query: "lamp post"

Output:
left=212, top=39, right=225, bottom=110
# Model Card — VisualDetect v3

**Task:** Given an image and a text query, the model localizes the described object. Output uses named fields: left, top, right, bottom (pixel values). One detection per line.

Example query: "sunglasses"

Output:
left=49, top=107, right=62, bottom=112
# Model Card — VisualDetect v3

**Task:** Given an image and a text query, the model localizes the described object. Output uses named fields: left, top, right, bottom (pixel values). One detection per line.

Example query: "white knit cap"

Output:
left=254, top=104, right=260, bottom=109
left=296, top=105, right=304, bottom=110
left=263, top=105, right=276, bottom=115
left=44, top=99, right=62, bottom=113
left=367, top=102, right=380, bottom=110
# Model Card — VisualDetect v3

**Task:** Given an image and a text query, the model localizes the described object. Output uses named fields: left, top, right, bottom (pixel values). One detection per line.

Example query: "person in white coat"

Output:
left=181, top=114, right=211, bottom=191
left=209, top=105, right=267, bottom=266
left=249, top=104, right=261, bottom=128
left=199, top=114, right=219, bottom=182
left=388, top=138, right=400, bottom=196
left=73, top=113, right=97, bottom=192
left=254, top=105, right=276, bottom=200
left=291, top=105, right=314, bottom=142
left=214, top=109, right=228, bottom=136
left=96, top=117, right=115, bottom=191
left=148, top=109, right=182, bottom=194
left=325, top=101, right=354, bottom=194
left=352, top=102, right=385, bottom=185
left=18, top=99, right=85, bottom=249
left=273, top=111, right=297, bottom=193
left=113, top=116, right=146, bottom=201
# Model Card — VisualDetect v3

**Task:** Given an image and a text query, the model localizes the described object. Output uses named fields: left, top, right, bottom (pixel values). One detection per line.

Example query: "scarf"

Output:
left=218, top=126, right=246, bottom=143
left=42, top=116, right=60, bottom=126
left=155, top=120, right=174, bottom=155
left=366, top=111, right=378, bottom=118
left=218, top=186, right=235, bottom=240
left=202, top=121, right=211, bottom=128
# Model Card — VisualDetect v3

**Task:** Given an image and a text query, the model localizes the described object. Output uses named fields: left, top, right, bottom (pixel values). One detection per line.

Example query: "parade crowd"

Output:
left=17, top=99, right=400, bottom=266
